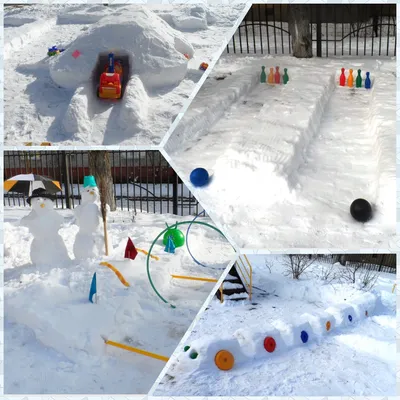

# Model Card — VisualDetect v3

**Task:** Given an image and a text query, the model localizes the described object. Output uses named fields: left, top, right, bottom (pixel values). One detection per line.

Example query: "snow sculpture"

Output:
left=21, top=188, right=70, bottom=266
left=73, top=175, right=108, bottom=260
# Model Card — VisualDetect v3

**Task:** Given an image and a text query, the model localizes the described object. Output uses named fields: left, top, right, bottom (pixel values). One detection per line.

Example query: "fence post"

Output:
left=172, top=169, right=178, bottom=215
left=316, top=6, right=322, bottom=57
left=62, top=152, right=72, bottom=209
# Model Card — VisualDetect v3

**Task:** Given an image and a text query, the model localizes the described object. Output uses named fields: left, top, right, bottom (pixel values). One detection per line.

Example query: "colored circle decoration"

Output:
left=348, top=315, right=353, bottom=322
left=215, top=350, right=234, bottom=371
left=190, top=351, right=198, bottom=359
left=300, top=330, right=309, bottom=343
left=184, top=345, right=190, bottom=352
left=263, top=336, right=276, bottom=353
left=326, top=321, right=331, bottom=331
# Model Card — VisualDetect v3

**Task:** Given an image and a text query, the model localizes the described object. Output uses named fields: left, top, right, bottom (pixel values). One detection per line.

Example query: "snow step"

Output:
left=216, top=264, right=248, bottom=302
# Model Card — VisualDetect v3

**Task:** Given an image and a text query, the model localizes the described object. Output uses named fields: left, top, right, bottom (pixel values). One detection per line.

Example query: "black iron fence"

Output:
left=227, top=4, right=396, bottom=57
left=4, top=150, right=203, bottom=216
left=316, top=254, right=396, bottom=274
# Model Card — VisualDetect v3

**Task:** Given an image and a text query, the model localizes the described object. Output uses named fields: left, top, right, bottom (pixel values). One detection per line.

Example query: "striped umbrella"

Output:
left=4, top=174, right=62, bottom=196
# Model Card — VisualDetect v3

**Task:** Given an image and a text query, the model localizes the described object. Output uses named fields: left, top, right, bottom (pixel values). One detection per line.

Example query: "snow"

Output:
left=4, top=207, right=235, bottom=394
left=4, top=4, right=246, bottom=146
left=152, top=255, right=396, bottom=396
left=164, top=54, right=396, bottom=249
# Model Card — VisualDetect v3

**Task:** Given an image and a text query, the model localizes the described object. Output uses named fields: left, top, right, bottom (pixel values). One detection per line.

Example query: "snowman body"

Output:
left=20, top=197, right=70, bottom=266
left=73, top=187, right=106, bottom=260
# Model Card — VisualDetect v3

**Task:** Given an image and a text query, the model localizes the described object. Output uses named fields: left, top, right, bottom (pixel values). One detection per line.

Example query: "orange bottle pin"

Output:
left=347, top=69, right=354, bottom=87
left=268, top=67, right=274, bottom=84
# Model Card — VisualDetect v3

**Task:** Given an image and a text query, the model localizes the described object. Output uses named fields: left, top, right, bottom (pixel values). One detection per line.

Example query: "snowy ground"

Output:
left=4, top=4, right=246, bottom=146
left=152, top=255, right=396, bottom=396
left=4, top=207, right=235, bottom=394
left=164, top=54, right=396, bottom=250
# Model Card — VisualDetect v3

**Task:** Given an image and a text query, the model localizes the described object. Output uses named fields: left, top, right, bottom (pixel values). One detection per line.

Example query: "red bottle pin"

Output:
left=275, top=66, right=281, bottom=84
left=339, top=68, right=346, bottom=86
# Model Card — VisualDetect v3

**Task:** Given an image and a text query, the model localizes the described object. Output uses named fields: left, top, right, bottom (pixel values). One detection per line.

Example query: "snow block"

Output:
left=291, top=321, right=315, bottom=346
left=348, top=292, right=377, bottom=320
left=233, top=324, right=285, bottom=358
left=184, top=335, right=247, bottom=372
left=325, top=304, right=356, bottom=327
left=49, top=7, right=194, bottom=91
left=299, top=311, right=336, bottom=336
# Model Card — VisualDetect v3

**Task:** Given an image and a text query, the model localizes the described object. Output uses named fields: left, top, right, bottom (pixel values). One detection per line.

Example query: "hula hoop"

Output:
left=186, top=211, right=226, bottom=270
left=146, top=221, right=228, bottom=308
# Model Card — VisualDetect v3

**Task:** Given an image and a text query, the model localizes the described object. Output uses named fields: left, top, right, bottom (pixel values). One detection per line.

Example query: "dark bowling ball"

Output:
left=350, top=198, right=372, bottom=222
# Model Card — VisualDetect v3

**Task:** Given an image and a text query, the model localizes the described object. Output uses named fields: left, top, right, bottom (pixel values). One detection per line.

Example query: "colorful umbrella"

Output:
left=4, top=174, right=62, bottom=196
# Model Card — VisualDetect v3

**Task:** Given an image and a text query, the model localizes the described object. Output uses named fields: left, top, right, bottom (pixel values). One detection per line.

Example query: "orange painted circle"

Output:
left=326, top=321, right=331, bottom=331
left=215, top=350, right=234, bottom=371
left=365, top=310, right=368, bottom=317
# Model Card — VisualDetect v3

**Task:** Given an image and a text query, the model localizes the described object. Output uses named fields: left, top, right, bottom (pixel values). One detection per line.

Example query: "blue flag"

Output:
left=164, top=235, right=176, bottom=254
left=89, top=272, right=97, bottom=303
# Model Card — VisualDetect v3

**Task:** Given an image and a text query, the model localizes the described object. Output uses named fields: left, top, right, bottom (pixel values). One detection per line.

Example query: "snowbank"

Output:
left=166, top=66, right=260, bottom=153
left=49, top=7, right=194, bottom=90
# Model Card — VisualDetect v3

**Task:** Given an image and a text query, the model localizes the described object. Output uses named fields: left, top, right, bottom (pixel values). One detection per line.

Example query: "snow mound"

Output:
left=57, top=5, right=113, bottom=25
left=49, top=7, right=194, bottom=90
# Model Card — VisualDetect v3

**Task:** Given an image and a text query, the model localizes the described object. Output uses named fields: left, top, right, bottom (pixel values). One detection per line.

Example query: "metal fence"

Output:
left=226, top=4, right=396, bottom=57
left=316, top=254, right=396, bottom=274
left=4, top=150, right=203, bottom=216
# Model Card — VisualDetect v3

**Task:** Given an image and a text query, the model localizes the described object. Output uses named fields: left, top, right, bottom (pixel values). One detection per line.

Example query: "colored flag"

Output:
left=125, top=238, right=138, bottom=260
left=89, top=272, right=97, bottom=303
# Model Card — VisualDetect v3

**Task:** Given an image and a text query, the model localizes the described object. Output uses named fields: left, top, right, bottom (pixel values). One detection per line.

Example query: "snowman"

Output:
left=20, top=188, right=70, bottom=266
left=73, top=175, right=109, bottom=260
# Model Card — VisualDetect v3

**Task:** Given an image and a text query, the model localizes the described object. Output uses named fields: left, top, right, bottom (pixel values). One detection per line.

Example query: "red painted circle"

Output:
left=264, top=336, right=276, bottom=353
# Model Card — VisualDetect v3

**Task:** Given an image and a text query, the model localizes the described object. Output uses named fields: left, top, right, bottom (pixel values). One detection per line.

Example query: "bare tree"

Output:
left=338, top=262, right=364, bottom=284
left=88, top=151, right=116, bottom=211
left=288, top=5, right=313, bottom=58
left=283, top=255, right=316, bottom=279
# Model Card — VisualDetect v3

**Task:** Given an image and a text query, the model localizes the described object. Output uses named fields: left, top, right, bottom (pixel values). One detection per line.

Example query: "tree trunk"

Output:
left=88, top=151, right=116, bottom=211
left=288, top=5, right=313, bottom=58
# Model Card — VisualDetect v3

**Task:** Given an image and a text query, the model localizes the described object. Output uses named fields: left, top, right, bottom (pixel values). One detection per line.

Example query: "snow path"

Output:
left=165, top=57, right=396, bottom=249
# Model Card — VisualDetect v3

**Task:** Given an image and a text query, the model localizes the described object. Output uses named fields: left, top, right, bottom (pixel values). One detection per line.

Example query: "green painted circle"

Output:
left=190, top=351, right=198, bottom=359
left=184, top=345, right=190, bottom=352
left=146, top=221, right=229, bottom=308
left=163, top=228, right=185, bottom=247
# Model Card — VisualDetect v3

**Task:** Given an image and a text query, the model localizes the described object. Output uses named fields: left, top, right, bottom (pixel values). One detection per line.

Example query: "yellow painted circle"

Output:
left=215, top=350, right=234, bottom=371
left=326, top=321, right=331, bottom=331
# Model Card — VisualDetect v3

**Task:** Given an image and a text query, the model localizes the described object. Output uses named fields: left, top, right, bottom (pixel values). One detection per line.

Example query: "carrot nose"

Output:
left=40, top=203, right=45, bottom=208
left=90, top=191, right=94, bottom=195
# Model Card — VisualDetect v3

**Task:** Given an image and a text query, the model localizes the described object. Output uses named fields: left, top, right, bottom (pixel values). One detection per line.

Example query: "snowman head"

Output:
left=81, top=186, right=100, bottom=204
left=27, top=188, right=55, bottom=213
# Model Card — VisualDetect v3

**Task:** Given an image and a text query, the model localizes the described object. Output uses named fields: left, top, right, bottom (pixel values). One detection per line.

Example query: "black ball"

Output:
left=350, top=199, right=372, bottom=222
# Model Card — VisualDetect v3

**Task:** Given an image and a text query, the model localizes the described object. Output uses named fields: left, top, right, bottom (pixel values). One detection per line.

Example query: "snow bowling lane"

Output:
left=294, top=84, right=377, bottom=230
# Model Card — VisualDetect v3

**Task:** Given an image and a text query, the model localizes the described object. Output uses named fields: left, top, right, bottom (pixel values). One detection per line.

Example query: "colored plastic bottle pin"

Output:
left=339, top=68, right=346, bottom=86
left=260, top=66, right=266, bottom=83
left=365, top=72, right=371, bottom=89
left=283, top=68, right=289, bottom=84
left=275, top=66, right=281, bottom=84
left=347, top=69, right=354, bottom=87
left=356, top=69, right=362, bottom=88
left=268, top=67, right=274, bottom=84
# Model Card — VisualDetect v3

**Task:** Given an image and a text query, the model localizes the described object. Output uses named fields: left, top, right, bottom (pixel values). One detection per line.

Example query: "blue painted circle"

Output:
left=190, top=168, right=209, bottom=187
left=300, top=330, right=309, bottom=343
left=348, top=315, right=353, bottom=322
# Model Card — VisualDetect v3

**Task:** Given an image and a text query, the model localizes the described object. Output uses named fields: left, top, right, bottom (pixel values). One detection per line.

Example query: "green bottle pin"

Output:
left=356, top=69, right=362, bottom=88
left=283, top=68, right=289, bottom=84
left=260, top=66, right=266, bottom=83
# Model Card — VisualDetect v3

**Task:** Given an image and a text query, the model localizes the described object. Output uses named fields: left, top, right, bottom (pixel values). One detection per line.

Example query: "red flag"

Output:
left=125, top=238, right=138, bottom=260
